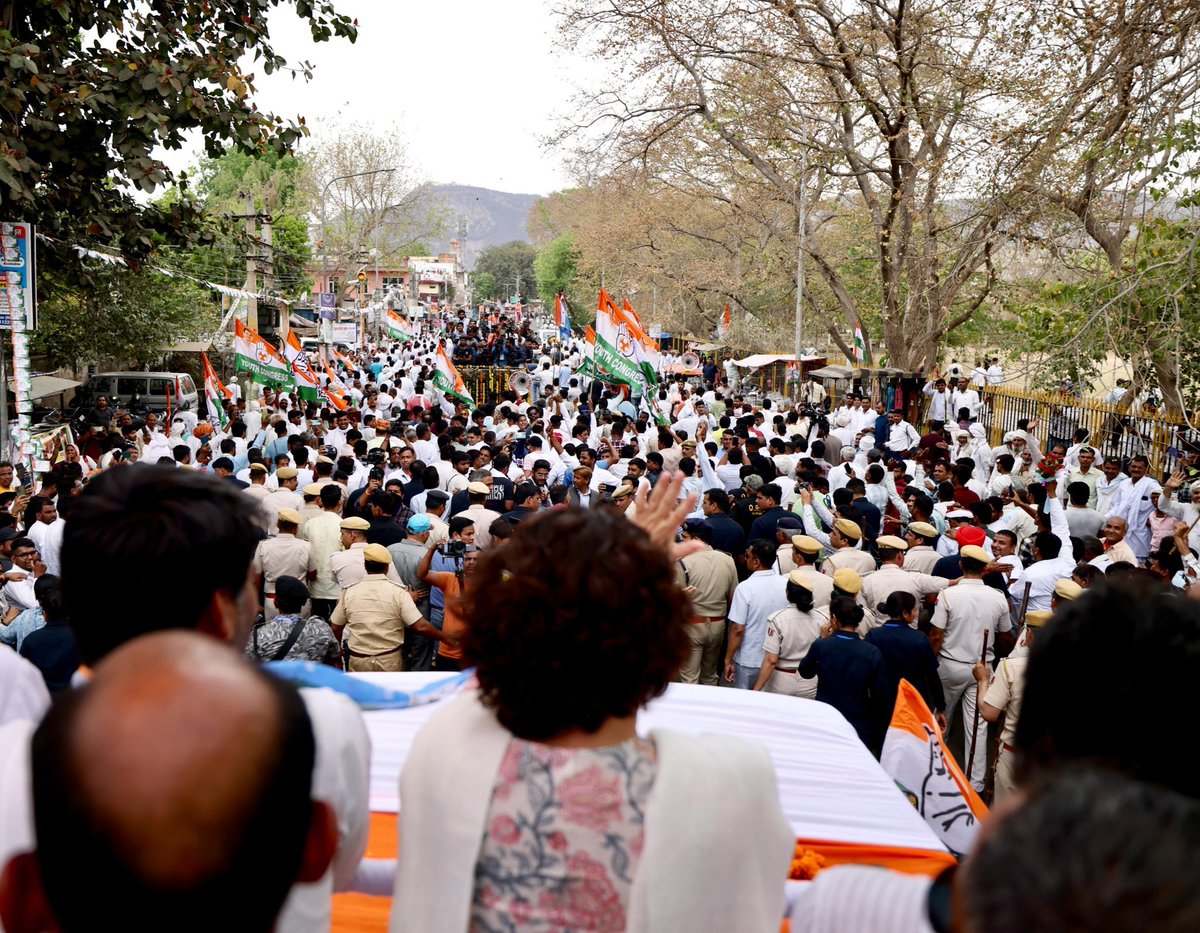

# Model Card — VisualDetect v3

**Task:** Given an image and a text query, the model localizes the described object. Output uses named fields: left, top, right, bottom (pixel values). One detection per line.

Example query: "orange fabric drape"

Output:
left=331, top=814, right=955, bottom=932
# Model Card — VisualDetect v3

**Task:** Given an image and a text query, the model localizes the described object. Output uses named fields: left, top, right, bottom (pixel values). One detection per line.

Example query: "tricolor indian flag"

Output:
left=432, top=344, right=473, bottom=409
left=555, top=293, right=571, bottom=340
left=234, top=319, right=292, bottom=387
left=386, top=309, right=414, bottom=342
left=201, top=352, right=230, bottom=429
left=282, top=330, right=322, bottom=402
left=853, top=322, right=866, bottom=364
left=880, top=679, right=987, bottom=858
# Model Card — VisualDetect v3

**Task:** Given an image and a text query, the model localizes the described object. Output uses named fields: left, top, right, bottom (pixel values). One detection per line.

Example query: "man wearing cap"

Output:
left=789, top=535, right=835, bottom=607
left=822, top=517, right=876, bottom=578
left=297, top=482, right=325, bottom=530
left=330, top=516, right=403, bottom=589
left=930, top=544, right=1012, bottom=791
left=331, top=544, right=445, bottom=672
left=461, top=482, right=504, bottom=548
left=730, top=474, right=766, bottom=535
left=725, top=538, right=790, bottom=689
left=252, top=510, right=316, bottom=622
left=302, top=484, right=345, bottom=620
left=244, top=461, right=272, bottom=504
left=933, top=522, right=994, bottom=579
left=387, top=516, right=437, bottom=672
left=262, top=467, right=303, bottom=528
left=860, top=536, right=949, bottom=630
left=424, top=490, right=451, bottom=547
left=903, top=521, right=942, bottom=574
left=972, top=608, right=1049, bottom=801
left=772, top=515, right=805, bottom=574
left=677, top=519, right=739, bottom=685
left=245, top=575, right=340, bottom=665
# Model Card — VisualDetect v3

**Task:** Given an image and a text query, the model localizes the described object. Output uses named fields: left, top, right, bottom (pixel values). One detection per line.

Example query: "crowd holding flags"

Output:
left=554, top=293, right=571, bottom=341
left=386, top=309, right=415, bottom=343
left=201, top=352, right=231, bottom=428
left=432, top=343, right=474, bottom=412
left=234, top=319, right=292, bottom=386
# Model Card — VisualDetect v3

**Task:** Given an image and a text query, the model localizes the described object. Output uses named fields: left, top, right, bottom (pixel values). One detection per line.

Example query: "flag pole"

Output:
left=966, top=630, right=990, bottom=783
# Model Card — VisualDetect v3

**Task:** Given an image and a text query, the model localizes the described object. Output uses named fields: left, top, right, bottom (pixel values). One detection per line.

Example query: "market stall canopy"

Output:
left=807, top=365, right=857, bottom=381
left=8, top=375, right=81, bottom=400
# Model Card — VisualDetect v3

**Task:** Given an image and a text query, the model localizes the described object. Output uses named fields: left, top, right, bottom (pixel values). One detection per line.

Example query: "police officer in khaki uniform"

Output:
left=330, top=543, right=446, bottom=672
left=973, top=608, right=1050, bottom=801
left=821, top=519, right=876, bottom=577
left=330, top=516, right=403, bottom=589
left=860, top=535, right=949, bottom=630
left=902, top=521, right=942, bottom=575
left=252, top=509, right=316, bottom=621
left=261, top=466, right=303, bottom=528
left=754, top=571, right=827, bottom=698
left=788, top=535, right=834, bottom=608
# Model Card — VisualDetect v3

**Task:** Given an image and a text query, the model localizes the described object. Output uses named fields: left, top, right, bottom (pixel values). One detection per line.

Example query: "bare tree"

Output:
left=557, top=0, right=1200, bottom=374
left=301, top=122, right=447, bottom=303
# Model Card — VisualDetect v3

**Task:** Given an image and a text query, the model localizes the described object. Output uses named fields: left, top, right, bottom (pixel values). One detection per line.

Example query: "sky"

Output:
left=168, top=0, right=580, bottom=196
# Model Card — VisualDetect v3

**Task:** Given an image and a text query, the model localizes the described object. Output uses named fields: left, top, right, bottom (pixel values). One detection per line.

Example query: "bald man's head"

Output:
left=21, top=633, right=330, bottom=933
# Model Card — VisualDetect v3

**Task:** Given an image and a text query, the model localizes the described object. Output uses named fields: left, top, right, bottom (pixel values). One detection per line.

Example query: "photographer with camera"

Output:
left=418, top=535, right=479, bottom=673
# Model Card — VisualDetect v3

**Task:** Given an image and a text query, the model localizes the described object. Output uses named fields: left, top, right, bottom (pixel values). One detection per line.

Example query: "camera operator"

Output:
left=423, top=517, right=475, bottom=634
left=417, top=537, right=479, bottom=673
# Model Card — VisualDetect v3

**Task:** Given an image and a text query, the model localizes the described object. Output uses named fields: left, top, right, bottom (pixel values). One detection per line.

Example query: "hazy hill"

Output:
left=427, top=184, right=541, bottom=268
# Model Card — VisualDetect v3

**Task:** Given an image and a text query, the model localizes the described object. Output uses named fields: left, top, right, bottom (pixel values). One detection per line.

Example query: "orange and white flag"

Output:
left=880, top=679, right=987, bottom=857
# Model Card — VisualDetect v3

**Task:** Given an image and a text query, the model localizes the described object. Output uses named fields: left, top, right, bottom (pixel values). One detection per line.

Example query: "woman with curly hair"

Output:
left=390, top=474, right=794, bottom=933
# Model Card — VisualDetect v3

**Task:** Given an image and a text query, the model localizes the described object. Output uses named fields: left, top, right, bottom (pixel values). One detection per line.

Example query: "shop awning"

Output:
left=9, top=375, right=82, bottom=400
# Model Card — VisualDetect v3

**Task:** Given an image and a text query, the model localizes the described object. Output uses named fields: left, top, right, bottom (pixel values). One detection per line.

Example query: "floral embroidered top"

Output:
left=469, top=735, right=658, bottom=933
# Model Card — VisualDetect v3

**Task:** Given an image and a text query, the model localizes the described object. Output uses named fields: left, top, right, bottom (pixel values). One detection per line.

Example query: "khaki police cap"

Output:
left=791, top=534, right=823, bottom=555
left=907, top=521, right=938, bottom=539
left=339, top=516, right=370, bottom=531
left=787, top=570, right=814, bottom=590
left=275, top=467, right=299, bottom=480
left=276, top=509, right=302, bottom=525
left=876, top=535, right=909, bottom=551
left=960, top=544, right=989, bottom=563
left=832, top=568, right=862, bottom=594
left=1024, top=609, right=1053, bottom=628
left=362, top=543, right=392, bottom=564
left=833, top=518, right=862, bottom=540
left=1054, top=579, right=1083, bottom=601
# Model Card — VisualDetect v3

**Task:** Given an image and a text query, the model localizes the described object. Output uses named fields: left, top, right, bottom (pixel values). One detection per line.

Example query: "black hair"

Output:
left=319, top=484, right=342, bottom=509
left=785, top=580, right=815, bottom=613
left=704, top=488, right=730, bottom=512
left=961, top=769, right=1200, bottom=933
left=880, top=590, right=917, bottom=619
left=1016, top=579, right=1200, bottom=797
left=1033, top=530, right=1062, bottom=559
left=34, top=573, right=66, bottom=621
left=830, top=596, right=864, bottom=629
left=747, top=538, right=776, bottom=567
left=61, top=466, right=260, bottom=665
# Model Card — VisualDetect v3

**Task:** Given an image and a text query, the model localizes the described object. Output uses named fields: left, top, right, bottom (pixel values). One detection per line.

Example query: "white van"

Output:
left=77, top=371, right=200, bottom=413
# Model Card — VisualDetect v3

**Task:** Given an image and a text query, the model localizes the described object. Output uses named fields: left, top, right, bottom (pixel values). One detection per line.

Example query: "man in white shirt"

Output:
left=884, top=410, right=920, bottom=458
left=724, top=539, right=789, bottom=689
left=1095, top=456, right=1129, bottom=516
left=1105, top=454, right=1160, bottom=562
left=922, top=376, right=953, bottom=427
left=929, top=544, right=1011, bottom=790
left=951, top=378, right=981, bottom=422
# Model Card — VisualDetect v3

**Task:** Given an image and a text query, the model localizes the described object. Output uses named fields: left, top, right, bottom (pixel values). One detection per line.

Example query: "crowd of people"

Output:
left=1, top=305, right=1197, bottom=932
